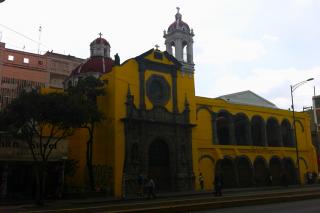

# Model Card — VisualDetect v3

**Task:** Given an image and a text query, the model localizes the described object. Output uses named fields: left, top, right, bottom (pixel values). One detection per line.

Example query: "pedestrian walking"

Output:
left=137, top=173, right=145, bottom=197
left=307, top=171, right=313, bottom=184
left=267, top=173, right=272, bottom=186
left=146, top=177, right=156, bottom=199
left=199, top=173, right=204, bottom=190
left=214, top=172, right=223, bottom=196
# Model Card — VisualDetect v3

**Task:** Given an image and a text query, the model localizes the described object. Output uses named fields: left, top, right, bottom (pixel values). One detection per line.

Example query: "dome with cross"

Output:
left=90, top=33, right=111, bottom=58
left=167, top=7, right=191, bottom=34
left=65, top=33, right=114, bottom=88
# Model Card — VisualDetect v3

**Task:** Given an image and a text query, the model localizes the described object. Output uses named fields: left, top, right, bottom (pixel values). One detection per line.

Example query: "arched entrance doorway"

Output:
left=236, top=157, right=253, bottom=187
left=269, top=157, right=282, bottom=185
left=148, top=139, right=171, bottom=192
left=215, top=158, right=237, bottom=188
left=254, top=157, right=269, bottom=186
left=283, top=158, right=297, bottom=185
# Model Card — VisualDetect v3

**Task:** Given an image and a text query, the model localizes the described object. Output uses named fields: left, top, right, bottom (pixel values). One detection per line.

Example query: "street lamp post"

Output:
left=290, top=78, right=314, bottom=185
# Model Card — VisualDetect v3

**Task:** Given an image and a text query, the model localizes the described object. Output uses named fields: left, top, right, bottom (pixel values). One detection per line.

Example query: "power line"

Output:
left=0, top=23, right=50, bottom=49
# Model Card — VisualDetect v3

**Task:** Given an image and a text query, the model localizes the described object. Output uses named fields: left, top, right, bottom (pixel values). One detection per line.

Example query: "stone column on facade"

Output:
left=166, top=42, right=173, bottom=55
left=174, top=40, right=183, bottom=61
left=211, top=112, right=219, bottom=144
left=187, top=42, right=194, bottom=64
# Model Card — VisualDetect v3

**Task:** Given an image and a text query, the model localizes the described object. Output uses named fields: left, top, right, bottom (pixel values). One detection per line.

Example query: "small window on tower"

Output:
left=8, top=55, right=14, bottom=61
left=38, top=60, right=43, bottom=65
left=23, top=58, right=29, bottom=64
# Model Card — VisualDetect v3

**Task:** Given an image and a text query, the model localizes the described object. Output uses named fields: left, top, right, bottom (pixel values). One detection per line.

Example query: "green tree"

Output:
left=67, top=76, right=105, bottom=191
left=0, top=90, right=85, bottom=205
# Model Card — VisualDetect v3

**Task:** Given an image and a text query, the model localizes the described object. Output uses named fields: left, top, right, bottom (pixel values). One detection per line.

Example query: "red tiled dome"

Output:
left=71, top=56, right=114, bottom=75
left=90, top=37, right=110, bottom=47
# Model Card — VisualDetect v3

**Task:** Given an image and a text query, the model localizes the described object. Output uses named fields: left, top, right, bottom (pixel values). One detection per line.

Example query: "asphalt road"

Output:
left=196, top=198, right=320, bottom=213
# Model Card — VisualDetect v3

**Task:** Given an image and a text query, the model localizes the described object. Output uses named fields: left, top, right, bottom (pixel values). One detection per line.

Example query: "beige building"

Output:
left=0, top=42, right=83, bottom=109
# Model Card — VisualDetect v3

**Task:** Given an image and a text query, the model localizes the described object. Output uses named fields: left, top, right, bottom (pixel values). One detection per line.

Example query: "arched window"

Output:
left=234, top=113, right=250, bottom=146
left=215, top=158, right=237, bottom=188
left=236, top=156, right=253, bottom=187
left=266, top=117, right=282, bottom=147
left=217, top=111, right=231, bottom=145
left=269, top=157, right=282, bottom=185
left=254, top=157, right=269, bottom=186
left=182, top=41, right=188, bottom=62
left=281, top=119, right=294, bottom=147
left=251, top=115, right=265, bottom=146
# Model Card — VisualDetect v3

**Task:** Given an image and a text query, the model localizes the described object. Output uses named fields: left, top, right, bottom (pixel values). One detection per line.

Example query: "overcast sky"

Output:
left=0, top=0, right=319, bottom=111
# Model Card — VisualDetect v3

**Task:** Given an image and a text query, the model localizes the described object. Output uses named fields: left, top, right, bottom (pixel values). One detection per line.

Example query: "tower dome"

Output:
left=167, top=8, right=191, bottom=34
left=164, top=7, right=195, bottom=73
left=90, top=33, right=111, bottom=58
left=64, top=33, right=114, bottom=89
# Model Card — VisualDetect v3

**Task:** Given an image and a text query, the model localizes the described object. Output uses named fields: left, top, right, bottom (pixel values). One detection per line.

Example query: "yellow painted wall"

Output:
left=194, top=96, right=318, bottom=189
left=65, top=49, right=318, bottom=197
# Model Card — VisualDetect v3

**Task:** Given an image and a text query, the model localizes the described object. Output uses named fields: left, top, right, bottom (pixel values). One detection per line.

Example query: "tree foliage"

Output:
left=0, top=90, right=86, bottom=204
left=67, top=76, right=105, bottom=191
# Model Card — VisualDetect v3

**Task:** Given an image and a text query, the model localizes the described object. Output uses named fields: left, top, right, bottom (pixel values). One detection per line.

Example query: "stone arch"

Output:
left=266, top=117, right=282, bottom=147
left=299, top=157, right=308, bottom=169
left=251, top=115, right=266, bottom=146
left=196, top=105, right=212, bottom=119
left=236, top=156, right=253, bottom=187
left=198, top=155, right=215, bottom=163
left=170, top=41, right=176, bottom=57
left=234, top=113, right=251, bottom=146
left=254, top=156, right=269, bottom=186
left=148, top=139, right=171, bottom=191
left=281, top=119, right=294, bottom=147
left=215, top=157, right=237, bottom=188
left=217, top=110, right=233, bottom=145
left=269, top=156, right=283, bottom=185
left=295, top=120, right=305, bottom=132
left=182, top=40, right=188, bottom=62
left=283, top=157, right=297, bottom=185
left=198, top=155, right=215, bottom=190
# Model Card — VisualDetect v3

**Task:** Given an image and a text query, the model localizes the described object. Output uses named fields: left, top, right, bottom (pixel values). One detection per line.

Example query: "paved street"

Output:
left=1, top=185, right=320, bottom=212
left=197, top=198, right=320, bottom=213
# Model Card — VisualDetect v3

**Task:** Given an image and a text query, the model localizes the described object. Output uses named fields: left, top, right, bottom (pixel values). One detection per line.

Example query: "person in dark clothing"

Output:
left=199, top=173, right=204, bottom=190
left=214, top=173, right=223, bottom=196
left=137, top=173, right=145, bottom=197
left=267, top=172, right=273, bottom=186
left=146, top=177, right=156, bottom=199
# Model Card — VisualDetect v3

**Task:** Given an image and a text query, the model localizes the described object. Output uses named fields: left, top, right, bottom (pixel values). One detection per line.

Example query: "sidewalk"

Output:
left=1, top=184, right=320, bottom=212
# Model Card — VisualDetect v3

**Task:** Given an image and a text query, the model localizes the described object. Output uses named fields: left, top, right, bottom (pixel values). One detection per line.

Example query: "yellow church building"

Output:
left=65, top=9, right=318, bottom=197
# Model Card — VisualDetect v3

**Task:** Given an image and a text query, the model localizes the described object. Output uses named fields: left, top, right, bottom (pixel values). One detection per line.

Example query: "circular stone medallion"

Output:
left=146, top=75, right=171, bottom=106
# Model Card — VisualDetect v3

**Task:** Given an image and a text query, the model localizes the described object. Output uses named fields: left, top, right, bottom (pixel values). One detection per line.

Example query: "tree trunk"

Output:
left=34, top=162, right=47, bottom=206
left=86, top=127, right=95, bottom=191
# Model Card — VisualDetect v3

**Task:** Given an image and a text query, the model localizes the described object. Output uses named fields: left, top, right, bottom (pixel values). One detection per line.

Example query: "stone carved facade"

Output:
left=122, top=52, right=195, bottom=194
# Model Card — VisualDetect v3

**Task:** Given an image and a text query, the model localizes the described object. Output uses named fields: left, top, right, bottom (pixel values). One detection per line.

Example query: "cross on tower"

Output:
left=98, top=32, right=103, bottom=38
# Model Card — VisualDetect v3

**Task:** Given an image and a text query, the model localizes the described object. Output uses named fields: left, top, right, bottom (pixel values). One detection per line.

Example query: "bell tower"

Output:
left=164, top=7, right=195, bottom=73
